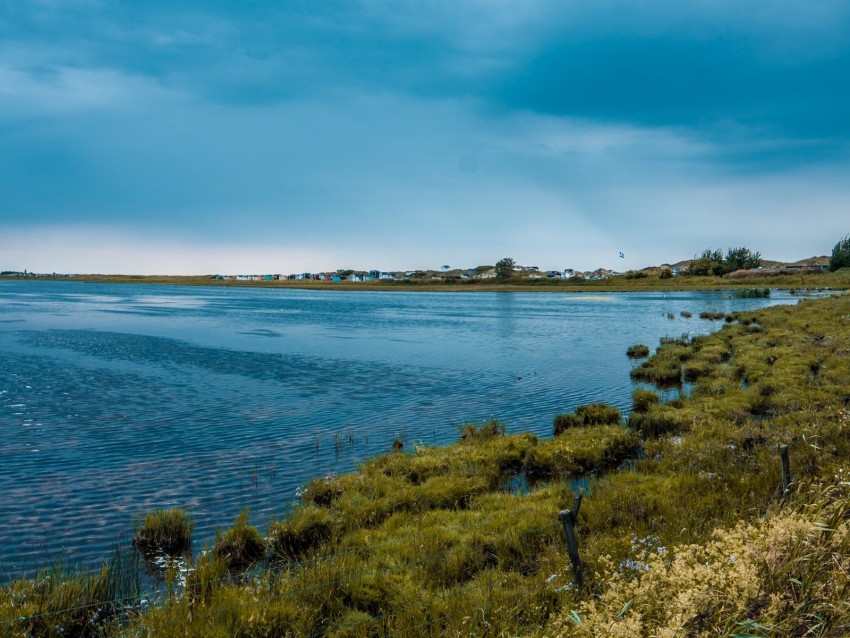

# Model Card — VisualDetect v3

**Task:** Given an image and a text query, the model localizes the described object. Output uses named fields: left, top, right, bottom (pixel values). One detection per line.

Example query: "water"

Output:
left=0, top=280, right=798, bottom=576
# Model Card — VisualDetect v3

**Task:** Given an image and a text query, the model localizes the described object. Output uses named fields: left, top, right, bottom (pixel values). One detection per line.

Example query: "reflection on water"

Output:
left=0, top=280, right=799, bottom=575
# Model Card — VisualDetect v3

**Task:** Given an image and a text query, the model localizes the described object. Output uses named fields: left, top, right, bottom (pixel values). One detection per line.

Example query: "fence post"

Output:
left=559, top=495, right=584, bottom=591
left=779, top=444, right=792, bottom=497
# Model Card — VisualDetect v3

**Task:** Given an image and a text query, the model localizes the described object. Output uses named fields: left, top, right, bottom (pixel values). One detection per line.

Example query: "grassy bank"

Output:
left=3, top=294, right=850, bottom=636
left=5, top=269, right=850, bottom=292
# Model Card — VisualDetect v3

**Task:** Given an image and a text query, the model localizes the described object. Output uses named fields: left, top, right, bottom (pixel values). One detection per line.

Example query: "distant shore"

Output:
left=4, top=270, right=850, bottom=293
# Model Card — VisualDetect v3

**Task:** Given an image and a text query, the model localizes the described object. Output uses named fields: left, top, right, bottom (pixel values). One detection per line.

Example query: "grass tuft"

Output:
left=132, top=508, right=194, bottom=556
left=213, top=509, right=266, bottom=571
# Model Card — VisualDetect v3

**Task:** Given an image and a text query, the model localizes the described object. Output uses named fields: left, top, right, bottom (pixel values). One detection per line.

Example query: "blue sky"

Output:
left=2, top=1, right=849, bottom=274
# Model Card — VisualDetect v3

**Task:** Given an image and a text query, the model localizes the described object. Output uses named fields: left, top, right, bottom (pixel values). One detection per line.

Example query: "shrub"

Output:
left=213, top=509, right=266, bottom=571
left=829, top=234, right=850, bottom=271
left=659, top=269, right=673, bottom=279
left=133, top=508, right=194, bottom=555
left=626, top=344, right=650, bottom=358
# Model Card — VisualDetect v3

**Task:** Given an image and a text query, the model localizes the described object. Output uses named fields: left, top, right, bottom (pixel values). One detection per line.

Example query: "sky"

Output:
left=1, top=1, right=849, bottom=275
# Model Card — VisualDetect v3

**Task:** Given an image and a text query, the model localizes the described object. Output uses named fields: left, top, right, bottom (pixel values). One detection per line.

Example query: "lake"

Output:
left=0, top=280, right=800, bottom=576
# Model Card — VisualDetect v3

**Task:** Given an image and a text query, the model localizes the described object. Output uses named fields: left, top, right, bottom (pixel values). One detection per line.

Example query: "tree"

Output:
left=686, top=246, right=762, bottom=276
left=829, top=235, right=850, bottom=271
left=686, top=249, right=724, bottom=276
left=495, top=257, right=515, bottom=281
left=724, top=247, right=762, bottom=273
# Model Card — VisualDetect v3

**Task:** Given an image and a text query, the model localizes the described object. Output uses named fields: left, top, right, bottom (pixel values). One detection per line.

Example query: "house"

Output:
left=563, top=268, right=575, bottom=278
left=545, top=270, right=562, bottom=278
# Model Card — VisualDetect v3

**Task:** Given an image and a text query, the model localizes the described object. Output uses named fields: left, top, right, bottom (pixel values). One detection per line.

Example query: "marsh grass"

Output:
left=553, top=403, right=622, bottom=434
left=212, top=509, right=265, bottom=572
left=626, top=344, right=650, bottom=358
left=0, top=542, right=140, bottom=637
left=132, top=508, right=194, bottom=556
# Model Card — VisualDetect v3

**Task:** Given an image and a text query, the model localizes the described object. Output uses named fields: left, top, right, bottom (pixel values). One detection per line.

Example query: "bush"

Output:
left=659, top=269, right=673, bottom=279
left=133, top=508, right=194, bottom=555
left=829, top=234, right=850, bottom=271
left=213, top=509, right=266, bottom=571
left=626, top=344, right=650, bottom=358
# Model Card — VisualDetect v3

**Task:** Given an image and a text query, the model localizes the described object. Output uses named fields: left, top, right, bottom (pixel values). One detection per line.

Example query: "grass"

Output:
left=5, top=293, right=850, bottom=637
left=625, top=344, right=650, bottom=358
left=553, top=403, right=622, bottom=434
left=212, top=509, right=265, bottom=571
left=132, top=508, right=194, bottom=556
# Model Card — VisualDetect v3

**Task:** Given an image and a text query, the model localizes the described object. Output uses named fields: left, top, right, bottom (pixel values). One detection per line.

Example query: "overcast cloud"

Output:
left=2, top=1, right=849, bottom=274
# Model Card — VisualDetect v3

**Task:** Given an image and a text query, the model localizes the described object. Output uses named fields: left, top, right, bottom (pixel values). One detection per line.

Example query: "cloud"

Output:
left=1, top=1, right=849, bottom=274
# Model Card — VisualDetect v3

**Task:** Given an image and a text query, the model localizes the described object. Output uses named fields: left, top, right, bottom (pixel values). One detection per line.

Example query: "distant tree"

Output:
left=724, top=247, right=762, bottom=273
left=686, top=249, right=725, bottom=276
left=686, top=247, right=762, bottom=276
left=494, top=258, right=516, bottom=281
left=829, top=234, right=850, bottom=271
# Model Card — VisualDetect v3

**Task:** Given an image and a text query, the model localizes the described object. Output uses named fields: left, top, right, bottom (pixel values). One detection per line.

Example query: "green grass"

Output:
left=132, top=507, right=194, bottom=555
left=212, top=509, right=266, bottom=571
left=553, top=403, right=622, bottom=434
left=626, top=344, right=650, bottom=358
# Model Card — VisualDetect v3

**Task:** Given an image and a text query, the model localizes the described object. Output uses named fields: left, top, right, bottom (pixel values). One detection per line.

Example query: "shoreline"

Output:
left=4, top=270, right=850, bottom=293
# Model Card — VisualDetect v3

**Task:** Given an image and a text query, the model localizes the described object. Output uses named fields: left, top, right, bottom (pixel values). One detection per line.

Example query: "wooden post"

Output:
left=779, top=444, right=792, bottom=496
left=559, top=495, right=584, bottom=591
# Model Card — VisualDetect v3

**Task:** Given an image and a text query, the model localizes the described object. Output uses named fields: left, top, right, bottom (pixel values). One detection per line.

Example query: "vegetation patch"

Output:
left=626, top=344, right=650, bottom=358
left=734, top=287, right=771, bottom=298
left=553, top=403, right=622, bottom=434
left=212, top=509, right=266, bottom=571
left=132, top=508, right=194, bottom=556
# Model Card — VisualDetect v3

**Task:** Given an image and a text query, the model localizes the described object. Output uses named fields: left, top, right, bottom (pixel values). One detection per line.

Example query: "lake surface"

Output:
left=0, top=280, right=799, bottom=576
